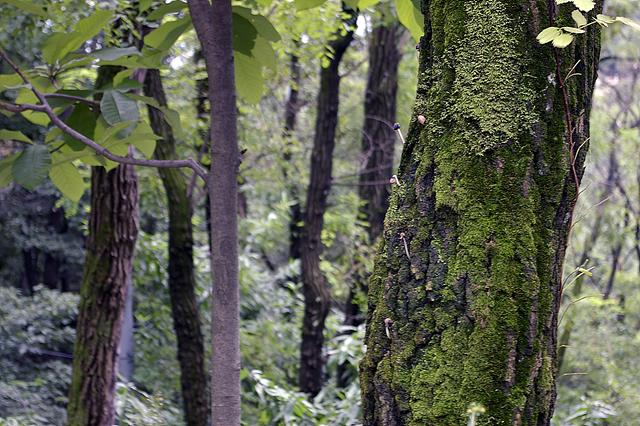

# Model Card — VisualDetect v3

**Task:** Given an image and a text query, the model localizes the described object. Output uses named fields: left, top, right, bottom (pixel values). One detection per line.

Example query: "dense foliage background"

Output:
left=0, top=0, right=638, bottom=424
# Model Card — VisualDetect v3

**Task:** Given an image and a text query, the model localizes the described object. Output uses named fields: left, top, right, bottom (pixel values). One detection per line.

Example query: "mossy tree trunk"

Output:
left=144, top=69, right=209, bottom=426
left=67, top=66, right=139, bottom=426
left=360, top=1, right=601, bottom=424
left=299, top=7, right=357, bottom=396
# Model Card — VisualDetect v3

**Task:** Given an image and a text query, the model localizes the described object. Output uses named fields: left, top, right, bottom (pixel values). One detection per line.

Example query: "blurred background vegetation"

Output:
left=0, top=0, right=638, bottom=424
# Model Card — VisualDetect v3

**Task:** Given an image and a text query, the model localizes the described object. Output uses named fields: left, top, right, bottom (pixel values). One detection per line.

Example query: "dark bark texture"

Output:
left=360, top=1, right=601, bottom=424
left=298, top=8, right=357, bottom=396
left=67, top=165, right=138, bottom=426
left=144, top=69, right=209, bottom=426
left=188, top=0, right=241, bottom=423
left=67, top=66, right=139, bottom=426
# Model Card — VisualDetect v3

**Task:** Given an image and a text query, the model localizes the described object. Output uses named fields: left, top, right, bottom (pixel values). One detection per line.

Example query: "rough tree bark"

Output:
left=187, top=0, right=240, bottom=423
left=360, top=1, right=601, bottom=424
left=298, top=7, right=357, bottom=396
left=339, top=19, right=402, bottom=388
left=67, top=67, right=139, bottom=424
left=144, top=69, right=209, bottom=426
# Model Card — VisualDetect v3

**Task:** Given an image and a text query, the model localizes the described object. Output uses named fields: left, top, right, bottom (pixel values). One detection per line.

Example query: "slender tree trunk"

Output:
left=339, top=20, right=402, bottom=388
left=360, top=1, right=601, bottom=424
left=284, top=53, right=304, bottom=261
left=144, top=69, right=209, bottom=426
left=67, top=96, right=138, bottom=424
left=188, top=0, right=240, bottom=423
left=298, top=7, right=357, bottom=396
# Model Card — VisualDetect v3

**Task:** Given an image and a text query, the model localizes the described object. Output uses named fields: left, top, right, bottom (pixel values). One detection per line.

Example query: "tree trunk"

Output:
left=188, top=0, right=240, bottom=423
left=144, top=68, right=210, bottom=426
left=339, top=20, right=402, bottom=388
left=284, top=53, right=304, bottom=261
left=360, top=1, right=601, bottom=424
left=67, top=162, right=138, bottom=425
left=298, top=8, right=357, bottom=396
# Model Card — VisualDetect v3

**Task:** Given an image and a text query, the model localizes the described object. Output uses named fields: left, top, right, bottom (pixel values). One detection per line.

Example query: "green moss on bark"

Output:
left=361, top=0, right=601, bottom=424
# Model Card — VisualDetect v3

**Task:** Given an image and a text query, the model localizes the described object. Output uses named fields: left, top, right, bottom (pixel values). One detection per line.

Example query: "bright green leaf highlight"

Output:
left=395, top=0, right=424, bottom=42
left=144, top=16, right=192, bottom=51
left=49, top=161, right=85, bottom=202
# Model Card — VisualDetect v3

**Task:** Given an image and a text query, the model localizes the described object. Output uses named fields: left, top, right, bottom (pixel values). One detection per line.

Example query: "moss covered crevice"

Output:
left=360, top=0, right=601, bottom=424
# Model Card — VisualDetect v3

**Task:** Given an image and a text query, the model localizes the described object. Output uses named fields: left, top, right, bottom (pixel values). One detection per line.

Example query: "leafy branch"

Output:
left=0, top=47, right=209, bottom=182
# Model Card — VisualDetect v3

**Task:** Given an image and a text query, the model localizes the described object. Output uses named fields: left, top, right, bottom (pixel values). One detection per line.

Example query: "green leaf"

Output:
left=125, top=93, right=161, bottom=109
left=0, top=154, right=18, bottom=188
left=562, top=27, right=585, bottom=34
left=139, top=0, right=154, bottom=12
left=146, top=1, right=188, bottom=21
left=100, top=90, right=140, bottom=125
left=42, top=9, right=115, bottom=63
left=616, top=17, right=640, bottom=31
left=294, top=0, right=326, bottom=10
left=395, top=0, right=424, bottom=42
left=12, top=144, right=51, bottom=190
left=552, top=32, right=575, bottom=48
left=596, top=14, right=616, bottom=24
left=144, top=16, right=192, bottom=51
left=113, top=69, right=134, bottom=87
left=95, top=118, right=136, bottom=145
left=63, top=104, right=98, bottom=151
left=159, top=107, right=185, bottom=140
left=232, top=7, right=280, bottom=42
left=358, top=0, right=381, bottom=9
left=117, top=122, right=161, bottom=159
left=90, top=47, right=140, bottom=61
left=537, top=27, right=562, bottom=44
left=234, top=52, right=264, bottom=104
left=343, top=0, right=359, bottom=8
left=0, top=129, right=32, bottom=144
left=571, top=10, right=587, bottom=27
left=0, top=0, right=48, bottom=18
left=251, top=37, right=277, bottom=71
left=49, top=161, right=85, bottom=202
left=573, top=0, right=594, bottom=12
left=0, top=73, right=23, bottom=91
left=232, top=13, right=258, bottom=56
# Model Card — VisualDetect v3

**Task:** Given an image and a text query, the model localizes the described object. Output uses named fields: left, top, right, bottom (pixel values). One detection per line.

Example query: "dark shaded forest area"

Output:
left=0, top=0, right=639, bottom=425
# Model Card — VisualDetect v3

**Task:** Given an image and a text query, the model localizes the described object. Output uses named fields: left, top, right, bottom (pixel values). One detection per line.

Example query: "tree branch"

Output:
left=0, top=47, right=209, bottom=182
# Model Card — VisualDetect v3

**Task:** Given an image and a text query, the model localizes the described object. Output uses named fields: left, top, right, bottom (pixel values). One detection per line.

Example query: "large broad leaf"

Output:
left=49, top=161, right=85, bottom=202
left=100, top=90, right=140, bottom=125
left=0, top=0, right=48, bottom=18
left=232, top=13, right=258, bottom=55
left=571, top=10, right=587, bottom=27
left=295, top=0, right=326, bottom=10
left=144, top=16, right=192, bottom=51
left=0, top=73, right=23, bottom=91
left=146, top=1, right=188, bottom=21
left=116, top=121, right=161, bottom=159
left=232, top=7, right=281, bottom=42
left=395, top=0, right=424, bottom=42
left=90, top=47, right=140, bottom=61
left=42, top=9, right=114, bottom=63
left=63, top=103, right=98, bottom=151
left=234, top=52, right=264, bottom=104
left=12, top=144, right=51, bottom=190
left=251, top=37, right=277, bottom=71
left=0, top=154, right=18, bottom=188
left=0, top=129, right=32, bottom=144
